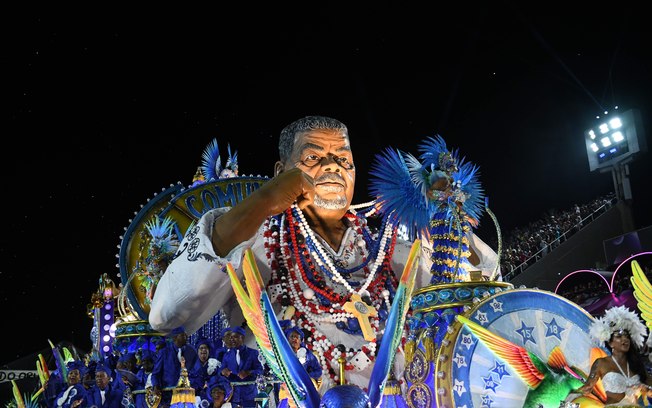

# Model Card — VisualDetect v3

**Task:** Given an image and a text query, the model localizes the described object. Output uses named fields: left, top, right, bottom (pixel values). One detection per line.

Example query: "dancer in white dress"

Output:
left=577, top=306, right=652, bottom=406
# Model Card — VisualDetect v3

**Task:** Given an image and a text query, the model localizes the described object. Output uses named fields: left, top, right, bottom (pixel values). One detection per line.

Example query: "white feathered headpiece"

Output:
left=588, top=305, right=648, bottom=349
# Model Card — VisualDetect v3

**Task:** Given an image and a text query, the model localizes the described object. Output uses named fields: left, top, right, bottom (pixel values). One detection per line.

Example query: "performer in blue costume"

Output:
left=51, top=360, right=88, bottom=408
left=85, top=363, right=126, bottom=408
left=189, top=337, right=221, bottom=404
left=276, top=326, right=323, bottom=407
left=219, top=326, right=264, bottom=408
left=150, top=326, right=198, bottom=408
left=285, top=326, right=322, bottom=381
left=132, top=349, right=155, bottom=408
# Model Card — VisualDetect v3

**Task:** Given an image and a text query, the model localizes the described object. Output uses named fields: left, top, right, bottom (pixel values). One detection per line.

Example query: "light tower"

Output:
left=584, top=107, right=647, bottom=230
left=584, top=107, right=646, bottom=199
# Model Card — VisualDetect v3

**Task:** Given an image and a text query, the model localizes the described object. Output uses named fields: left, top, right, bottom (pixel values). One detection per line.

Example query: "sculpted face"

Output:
left=287, top=130, right=355, bottom=212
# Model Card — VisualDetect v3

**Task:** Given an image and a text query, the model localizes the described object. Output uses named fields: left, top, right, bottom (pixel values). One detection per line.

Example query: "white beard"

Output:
left=314, top=194, right=347, bottom=210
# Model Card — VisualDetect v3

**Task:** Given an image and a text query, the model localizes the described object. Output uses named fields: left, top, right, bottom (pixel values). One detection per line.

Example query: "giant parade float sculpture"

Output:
left=113, top=136, right=613, bottom=408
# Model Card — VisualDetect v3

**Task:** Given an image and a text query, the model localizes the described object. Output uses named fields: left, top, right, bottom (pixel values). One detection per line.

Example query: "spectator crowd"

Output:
left=497, top=193, right=616, bottom=279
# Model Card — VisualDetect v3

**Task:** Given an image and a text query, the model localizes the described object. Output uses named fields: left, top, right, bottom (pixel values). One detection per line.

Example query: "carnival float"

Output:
left=18, top=135, right=647, bottom=408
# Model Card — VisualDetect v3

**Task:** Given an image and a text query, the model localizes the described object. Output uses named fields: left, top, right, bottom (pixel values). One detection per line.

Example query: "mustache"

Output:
left=315, top=173, right=345, bottom=184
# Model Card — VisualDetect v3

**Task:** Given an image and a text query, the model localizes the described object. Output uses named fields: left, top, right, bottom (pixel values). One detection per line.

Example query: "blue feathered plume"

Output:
left=201, top=138, right=221, bottom=181
left=368, top=147, right=432, bottom=238
left=418, top=135, right=458, bottom=173
left=452, top=160, right=484, bottom=222
left=368, top=135, right=487, bottom=282
left=416, top=135, right=485, bottom=226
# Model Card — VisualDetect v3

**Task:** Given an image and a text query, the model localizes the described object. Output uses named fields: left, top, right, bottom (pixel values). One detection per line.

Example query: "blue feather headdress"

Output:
left=368, top=135, right=486, bottom=283
left=129, top=215, right=180, bottom=305
left=201, top=138, right=222, bottom=181
left=368, top=147, right=432, bottom=234
left=201, top=139, right=239, bottom=181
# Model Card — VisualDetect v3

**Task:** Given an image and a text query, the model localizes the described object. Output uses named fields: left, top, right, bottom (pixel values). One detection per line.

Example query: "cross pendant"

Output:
left=343, top=293, right=378, bottom=341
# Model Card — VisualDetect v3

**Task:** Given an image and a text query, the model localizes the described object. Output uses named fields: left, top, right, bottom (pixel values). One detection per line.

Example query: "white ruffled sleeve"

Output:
left=148, top=208, right=262, bottom=334
left=468, top=232, right=502, bottom=281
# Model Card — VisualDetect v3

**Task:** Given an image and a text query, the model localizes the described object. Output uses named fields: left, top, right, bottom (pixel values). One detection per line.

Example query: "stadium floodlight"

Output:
left=584, top=107, right=647, bottom=172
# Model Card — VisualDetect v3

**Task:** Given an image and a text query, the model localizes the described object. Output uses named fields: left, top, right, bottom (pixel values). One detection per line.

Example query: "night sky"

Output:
left=4, top=6, right=652, bottom=366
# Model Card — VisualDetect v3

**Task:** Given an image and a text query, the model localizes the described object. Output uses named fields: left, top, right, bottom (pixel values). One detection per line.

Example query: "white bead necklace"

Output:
left=277, top=212, right=350, bottom=323
left=291, top=203, right=393, bottom=295
left=350, top=200, right=378, bottom=218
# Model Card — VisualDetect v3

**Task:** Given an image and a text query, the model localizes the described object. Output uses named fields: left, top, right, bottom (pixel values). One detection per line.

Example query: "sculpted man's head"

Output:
left=276, top=115, right=355, bottom=212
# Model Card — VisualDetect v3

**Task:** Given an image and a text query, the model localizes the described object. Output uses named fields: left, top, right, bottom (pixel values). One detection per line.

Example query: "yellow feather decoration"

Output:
left=631, top=259, right=652, bottom=331
left=12, top=380, right=26, bottom=408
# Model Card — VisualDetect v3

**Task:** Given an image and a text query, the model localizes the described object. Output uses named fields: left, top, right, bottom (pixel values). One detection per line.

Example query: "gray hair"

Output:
left=278, top=116, right=349, bottom=163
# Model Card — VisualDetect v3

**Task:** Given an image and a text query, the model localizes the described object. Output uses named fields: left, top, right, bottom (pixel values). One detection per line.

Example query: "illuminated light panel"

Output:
left=585, top=108, right=643, bottom=172
left=590, top=142, right=598, bottom=152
